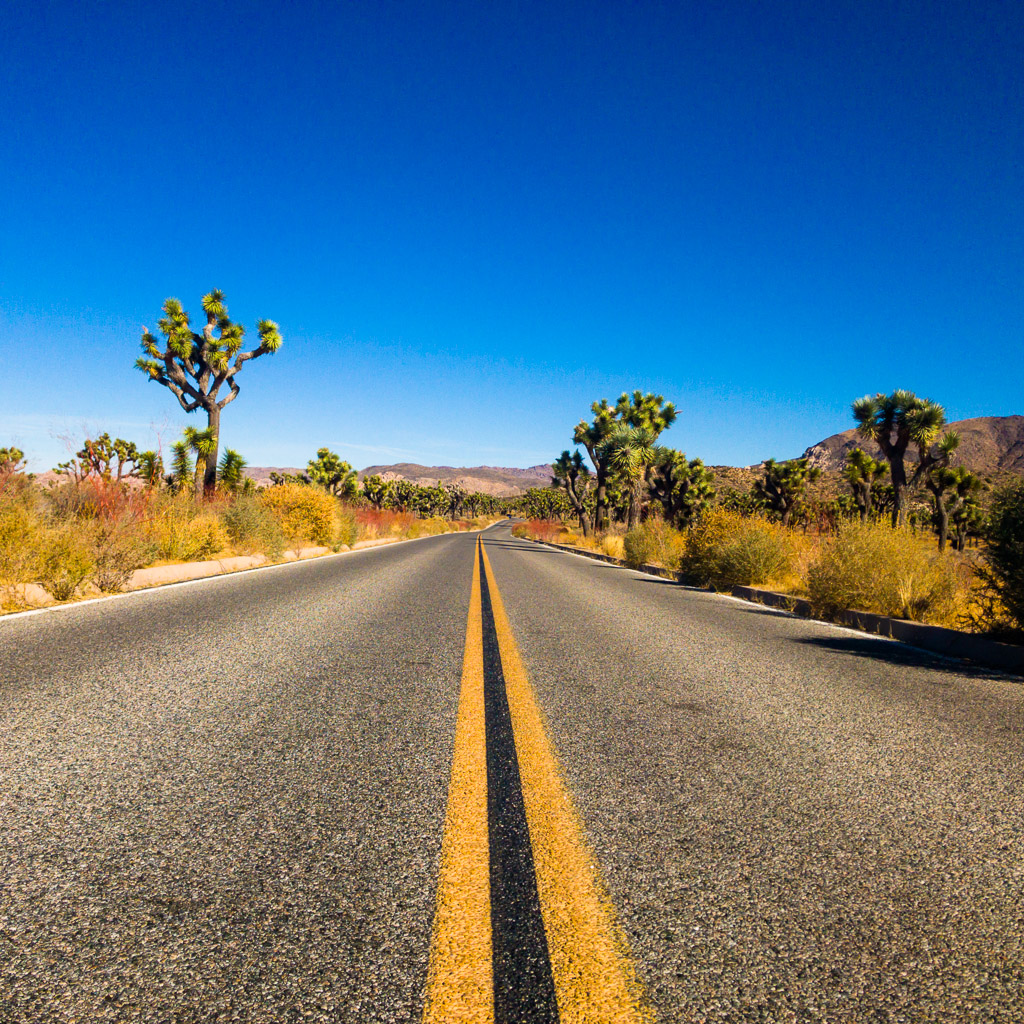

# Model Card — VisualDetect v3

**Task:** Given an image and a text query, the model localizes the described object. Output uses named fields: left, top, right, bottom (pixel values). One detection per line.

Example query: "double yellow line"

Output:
left=424, top=536, right=651, bottom=1023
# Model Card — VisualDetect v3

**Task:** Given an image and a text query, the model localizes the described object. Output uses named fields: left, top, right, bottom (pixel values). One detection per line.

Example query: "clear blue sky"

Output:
left=2, top=0, right=1021, bottom=472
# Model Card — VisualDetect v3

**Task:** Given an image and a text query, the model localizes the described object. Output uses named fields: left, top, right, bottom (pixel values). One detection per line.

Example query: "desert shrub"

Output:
left=36, top=526, right=95, bottom=600
left=973, top=481, right=1024, bottom=635
left=90, top=522, right=154, bottom=592
left=259, top=483, right=336, bottom=547
left=623, top=519, right=685, bottom=570
left=408, top=515, right=450, bottom=539
left=148, top=496, right=229, bottom=562
left=522, top=519, right=564, bottom=543
left=599, top=534, right=625, bottom=559
left=806, top=520, right=965, bottom=623
left=354, top=507, right=415, bottom=541
left=678, top=508, right=794, bottom=588
left=335, top=504, right=359, bottom=548
left=221, top=496, right=285, bottom=558
left=715, top=520, right=795, bottom=588
left=679, top=508, right=746, bottom=586
left=512, top=523, right=529, bottom=539
left=0, top=503, right=39, bottom=604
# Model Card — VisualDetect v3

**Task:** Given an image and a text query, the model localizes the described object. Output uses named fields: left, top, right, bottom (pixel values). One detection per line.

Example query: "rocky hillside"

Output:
left=801, top=415, right=1024, bottom=478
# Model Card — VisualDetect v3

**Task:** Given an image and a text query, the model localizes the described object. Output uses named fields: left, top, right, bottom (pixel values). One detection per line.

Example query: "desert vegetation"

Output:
left=524, top=389, right=1024, bottom=637
left=0, top=440, right=502, bottom=610
left=0, top=290, right=513, bottom=610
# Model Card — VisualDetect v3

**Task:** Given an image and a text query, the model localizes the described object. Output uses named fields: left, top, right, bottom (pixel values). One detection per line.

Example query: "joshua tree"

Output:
left=574, top=399, right=617, bottom=530
left=0, top=447, right=25, bottom=476
left=754, top=457, right=821, bottom=527
left=183, top=427, right=218, bottom=497
left=574, top=392, right=676, bottom=531
left=949, top=472, right=985, bottom=552
left=842, top=448, right=889, bottom=522
left=923, top=454, right=981, bottom=552
left=307, top=448, right=358, bottom=499
left=600, top=425, right=657, bottom=529
left=137, top=290, right=282, bottom=499
left=649, top=449, right=715, bottom=528
left=218, top=449, right=248, bottom=492
left=137, top=450, right=164, bottom=488
left=168, top=441, right=193, bottom=492
left=56, top=433, right=142, bottom=483
left=362, top=475, right=391, bottom=510
left=552, top=450, right=592, bottom=536
left=852, top=391, right=956, bottom=525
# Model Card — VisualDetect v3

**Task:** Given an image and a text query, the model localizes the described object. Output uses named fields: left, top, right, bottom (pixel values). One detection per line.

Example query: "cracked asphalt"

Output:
left=2, top=522, right=1024, bottom=1021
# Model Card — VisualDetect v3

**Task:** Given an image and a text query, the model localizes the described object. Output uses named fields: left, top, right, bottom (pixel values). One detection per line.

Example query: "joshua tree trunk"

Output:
left=595, top=467, right=608, bottom=531
left=888, top=459, right=908, bottom=526
left=203, top=405, right=220, bottom=500
left=578, top=509, right=591, bottom=537
left=935, top=501, right=949, bottom=551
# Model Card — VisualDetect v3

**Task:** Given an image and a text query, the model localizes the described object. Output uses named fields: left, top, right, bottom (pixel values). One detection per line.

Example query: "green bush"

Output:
left=806, top=520, right=964, bottom=623
left=259, top=483, right=336, bottom=546
left=221, top=496, right=285, bottom=558
left=36, top=526, right=95, bottom=600
left=623, top=519, right=685, bottom=570
left=978, top=480, right=1024, bottom=633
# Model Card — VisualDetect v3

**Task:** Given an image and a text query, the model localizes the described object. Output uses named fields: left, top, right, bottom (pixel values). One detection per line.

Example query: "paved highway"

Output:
left=2, top=521, right=1023, bottom=1022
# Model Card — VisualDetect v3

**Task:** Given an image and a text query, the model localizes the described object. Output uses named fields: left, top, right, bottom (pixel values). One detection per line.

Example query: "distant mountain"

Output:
left=243, top=462, right=552, bottom=495
left=801, top=415, right=1024, bottom=478
left=358, top=462, right=553, bottom=496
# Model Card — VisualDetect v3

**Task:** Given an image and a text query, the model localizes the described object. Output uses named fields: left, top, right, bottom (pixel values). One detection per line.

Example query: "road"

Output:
left=1, top=521, right=1023, bottom=1022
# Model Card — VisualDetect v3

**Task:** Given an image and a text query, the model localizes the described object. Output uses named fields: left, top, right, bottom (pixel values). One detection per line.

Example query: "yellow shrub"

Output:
left=623, top=519, right=686, bottom=570
left=600, top=534, right=625, bottom=559
left=806, top=520, right=968, bottom=624
left=680, top=508, right=794, bottom=588
left=259, top=484, right=337, bottom=546
left=147, top=497, right=229, bottom=562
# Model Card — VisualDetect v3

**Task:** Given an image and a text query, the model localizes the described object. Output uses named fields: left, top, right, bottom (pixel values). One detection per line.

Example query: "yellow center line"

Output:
left=479, top=541, right=653, bottom=1024
left=423, top=537, right=493, bottom=1023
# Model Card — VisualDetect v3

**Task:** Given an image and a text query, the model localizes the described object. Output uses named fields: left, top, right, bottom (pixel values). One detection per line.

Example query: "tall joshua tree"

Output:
left=574, top=392, right=676, bottom=531
left=601, top=425, right=657, bottom=529
left=552, top=450, right=592, bottom=536
left=137, top=290, right=282, bottom=499
left=574, top=399, right=617, bottom=531
left=852, top=390, right=953, bottom=526
left=842, top=448, right=889, bottom=522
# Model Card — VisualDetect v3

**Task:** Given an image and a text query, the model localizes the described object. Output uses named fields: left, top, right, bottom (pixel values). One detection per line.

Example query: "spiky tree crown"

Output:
left=136, top=290, right=282, bottom=414
left=853, top=391, right=947, bottom=453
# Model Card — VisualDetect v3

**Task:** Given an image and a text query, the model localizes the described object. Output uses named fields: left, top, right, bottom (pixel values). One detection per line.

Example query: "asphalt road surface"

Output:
left=2, top=521, right=1023, bottom=1022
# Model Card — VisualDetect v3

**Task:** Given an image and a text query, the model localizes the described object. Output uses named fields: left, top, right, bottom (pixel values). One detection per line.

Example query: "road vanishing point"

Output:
left=2, top=521, right=1023, bottom=1022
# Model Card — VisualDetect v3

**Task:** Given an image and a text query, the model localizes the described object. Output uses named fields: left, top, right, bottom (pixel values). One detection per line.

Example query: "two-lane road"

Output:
left=2, top=522, right=1023, bottom=1021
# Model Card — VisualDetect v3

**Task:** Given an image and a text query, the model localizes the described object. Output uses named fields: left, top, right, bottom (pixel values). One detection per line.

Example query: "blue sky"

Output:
left=2, top=1, right=1021, bottom=473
